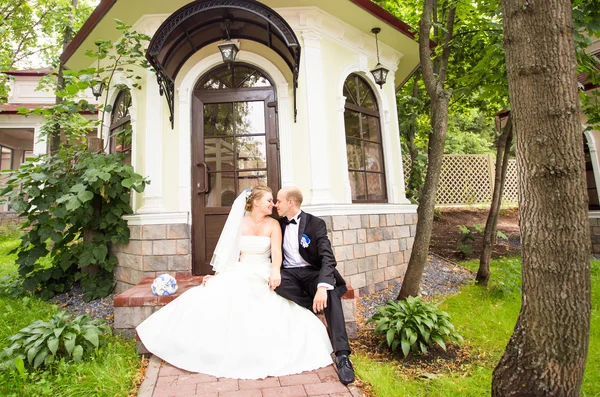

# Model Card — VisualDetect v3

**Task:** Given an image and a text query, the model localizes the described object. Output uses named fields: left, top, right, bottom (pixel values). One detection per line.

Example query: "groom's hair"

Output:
left=284, top=187, right=303, bottom=207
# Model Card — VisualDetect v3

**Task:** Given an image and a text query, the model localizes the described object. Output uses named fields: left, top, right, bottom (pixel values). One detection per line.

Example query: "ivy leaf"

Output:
left=66, top=197, right=81, bottom=211
left=92, top=245, right=108, bottom=261
left=121, top=178, right=134, bottom=188
left=77, top=191, right=94, bottom=203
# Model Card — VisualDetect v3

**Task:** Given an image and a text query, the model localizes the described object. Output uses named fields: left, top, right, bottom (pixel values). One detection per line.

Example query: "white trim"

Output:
left=589, top=210, right=600, bottom=218
left=303, top=203, right=417, bottom=217
left=177, top=51, right=291, bottom=214
left=124, top=212, right=189, bottom=225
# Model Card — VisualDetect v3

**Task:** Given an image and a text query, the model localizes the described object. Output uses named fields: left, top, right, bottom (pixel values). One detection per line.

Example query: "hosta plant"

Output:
left=366, top=296, right=463, bottom=357
left=0, top=311, right=111, bottom=370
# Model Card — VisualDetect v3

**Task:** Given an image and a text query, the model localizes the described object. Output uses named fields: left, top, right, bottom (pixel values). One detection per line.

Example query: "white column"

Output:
left=178, top=87, right=191, bottom=213
left=277, top=83, right=293, bottom=187
left=33, top=125, right=46, bottom=155
left=302, top=30, right=334, bottom=204
left=137, top=71, right=165, bottom=213
left=335, top=95, right=352, bottom=203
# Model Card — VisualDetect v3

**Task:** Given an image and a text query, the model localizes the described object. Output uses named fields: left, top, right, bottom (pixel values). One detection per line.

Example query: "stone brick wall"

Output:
left=0, top=211, right=26, bottom=228
left=111, top=223, right=192, bottom=293
left=321, top=213, right=417, bottom=296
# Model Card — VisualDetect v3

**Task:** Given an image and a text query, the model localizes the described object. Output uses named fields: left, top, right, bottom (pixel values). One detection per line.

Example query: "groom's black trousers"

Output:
left=275, top=267, right=351, bottom=354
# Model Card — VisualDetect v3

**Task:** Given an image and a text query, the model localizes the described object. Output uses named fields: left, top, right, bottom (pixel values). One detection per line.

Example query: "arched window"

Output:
left=197, top=64, right=272, bottom=90
left=109, top=90, right=132, bottom=165
left=343, top=74, right=387, bottom=202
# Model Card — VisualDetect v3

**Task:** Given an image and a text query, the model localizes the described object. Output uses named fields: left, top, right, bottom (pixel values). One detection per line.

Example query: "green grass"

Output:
left=0, top=236, right=142, bottom=397
left=354, top=256, right=600, bottom=397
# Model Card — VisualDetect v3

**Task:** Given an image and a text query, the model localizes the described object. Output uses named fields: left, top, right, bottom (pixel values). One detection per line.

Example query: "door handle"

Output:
left=196, top=162, right=209, bottom=194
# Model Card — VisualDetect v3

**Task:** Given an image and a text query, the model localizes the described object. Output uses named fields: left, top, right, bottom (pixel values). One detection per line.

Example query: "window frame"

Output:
left=109, top=90, right=132, bottom=164
left=343, top=74, right=388, bottom=203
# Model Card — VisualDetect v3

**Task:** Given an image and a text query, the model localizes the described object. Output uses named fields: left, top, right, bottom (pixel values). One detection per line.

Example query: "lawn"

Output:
left=0, top=235, right=143, bottom=397
left=353, top=256, right=600, bottom=397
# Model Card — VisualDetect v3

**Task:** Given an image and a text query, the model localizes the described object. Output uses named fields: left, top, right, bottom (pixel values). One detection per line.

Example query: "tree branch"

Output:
left=438, top=5, right=456, bottom=86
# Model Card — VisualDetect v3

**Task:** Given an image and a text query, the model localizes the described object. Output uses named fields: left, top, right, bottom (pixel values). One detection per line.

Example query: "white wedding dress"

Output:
left=136, top=235, right=333, bottom=379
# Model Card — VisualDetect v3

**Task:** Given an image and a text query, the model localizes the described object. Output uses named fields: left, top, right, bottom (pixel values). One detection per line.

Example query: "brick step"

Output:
left=113, top=276, right=358, bottom=349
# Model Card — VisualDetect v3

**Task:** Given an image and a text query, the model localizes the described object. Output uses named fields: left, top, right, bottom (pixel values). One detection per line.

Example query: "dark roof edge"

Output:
left=4, top=68, right=53, bottom=76
left=60, top=0, right=118, bottom=65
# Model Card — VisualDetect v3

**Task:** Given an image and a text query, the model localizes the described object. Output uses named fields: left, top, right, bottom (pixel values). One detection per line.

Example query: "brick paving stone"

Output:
left=219, top=390, right=263, bottom=397
left=238, top=377, right=281, bottom=389
left=195, top=379, right=239, bottom=394
left=177, top=373, right=218, bottom=384
left=304, top=381, right=349, bottom=395
left=330, top=393, right=353, bottom=397
left=262, top=384, right=307, bottom=397
left=160, top=364, right=192, bottom=376
left=152, top=383, right=197, bottom=397
left=278, top=373, right=321, bottom=386
left=155, top=375, right=178, bottom=388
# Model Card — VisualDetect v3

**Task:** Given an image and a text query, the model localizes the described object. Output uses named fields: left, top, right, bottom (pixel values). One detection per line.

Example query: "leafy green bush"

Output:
left=0, top=272, right=25, bottom=298
left=366, top=296, right=464, bottom=357
left=0, top=311, right=111, bottom=370
left=457, top=223, right=508, bottom=256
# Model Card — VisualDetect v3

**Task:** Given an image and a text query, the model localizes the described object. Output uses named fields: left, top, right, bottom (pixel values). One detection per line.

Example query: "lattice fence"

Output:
left=402, top=154, right=519, bottom=205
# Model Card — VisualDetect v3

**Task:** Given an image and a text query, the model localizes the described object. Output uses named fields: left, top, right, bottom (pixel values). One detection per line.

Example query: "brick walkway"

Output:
left=138, top=356, right=357, bottom=397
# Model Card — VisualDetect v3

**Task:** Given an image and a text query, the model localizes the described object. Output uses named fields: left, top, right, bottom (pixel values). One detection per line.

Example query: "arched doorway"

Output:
left=191, top=63, right=280, bottom=275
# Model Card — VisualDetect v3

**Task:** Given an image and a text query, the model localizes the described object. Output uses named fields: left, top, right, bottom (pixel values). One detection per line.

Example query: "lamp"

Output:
left=91, top=43, right=104, bottom=100
left=218, top=19, right=239, bottom=64
left=370, top=28, right=389, bottom=89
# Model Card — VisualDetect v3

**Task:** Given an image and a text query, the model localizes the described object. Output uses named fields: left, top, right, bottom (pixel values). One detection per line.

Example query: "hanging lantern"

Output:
left=369, top=28, right=389, bottom=89
left=91, top=43, right=104, bottom=99
left=219, top=19, right=239, bottom=64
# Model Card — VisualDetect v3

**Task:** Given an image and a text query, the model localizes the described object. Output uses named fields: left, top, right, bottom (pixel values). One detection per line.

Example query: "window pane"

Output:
left=346, top=138, right=364, bottom=170
left=358, top=78, right=374, bottom=108
left=362, top=115, right=380, bottom=142
left=236, top=135, right=266, bottom=169
left=1, top=147, right=12, bottom=171
left=366, top=173, right=386, bottom=201
left=238, top=170, right=267, bottom=192
left=344, top=77, right=357, bottom=105
left=205, top=137, right=235, bottom=172
left=344, top=110, right=360, bottom=138
left=364, top=142, right=384, bottom=172
left=234, top=66, right=271, bottom=88
left=205, top=172, right=235, bottom=207
left=361, top=90, right=377, bottom=110
left=204, top=103, right=234, bottom=137
left=235, top=102, right=265, bottom=135
left=201, top=67, right=232, bottom=89
left=349, top=171, right=366, bottom=201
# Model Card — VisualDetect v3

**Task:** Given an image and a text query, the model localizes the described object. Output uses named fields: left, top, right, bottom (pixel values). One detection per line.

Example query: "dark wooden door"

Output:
left=191, top=87, right=279, bottom=275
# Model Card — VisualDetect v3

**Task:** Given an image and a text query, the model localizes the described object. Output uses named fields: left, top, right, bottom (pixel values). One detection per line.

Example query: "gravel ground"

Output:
left=50, top=284, right=116, bottom=328
left=357, top=254, right=474, bottom=323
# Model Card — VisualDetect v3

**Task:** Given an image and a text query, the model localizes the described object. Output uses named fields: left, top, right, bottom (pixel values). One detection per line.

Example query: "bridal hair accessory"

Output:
left=151, top=274, right=178, bottom=296
left=300, top=234, right=311, bottom=248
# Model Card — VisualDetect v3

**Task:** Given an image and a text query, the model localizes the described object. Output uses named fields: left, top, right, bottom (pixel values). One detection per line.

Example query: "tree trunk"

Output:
left=397, top=0, right=455, bottom=299
left=477, top=116, right=513, bottom=286
left=406, top=70, right=422, bottom=200
left=49, top=0, right=77, bottom=154
left=492, top=0, right=591, bottom=395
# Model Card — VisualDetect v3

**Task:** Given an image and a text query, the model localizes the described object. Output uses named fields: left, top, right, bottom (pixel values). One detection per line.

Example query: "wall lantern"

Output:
left=218, top=19, right=239, bottom=64
left=370, top=27, right=389, bottom=89
left=91, top=43, right=105, bottom=100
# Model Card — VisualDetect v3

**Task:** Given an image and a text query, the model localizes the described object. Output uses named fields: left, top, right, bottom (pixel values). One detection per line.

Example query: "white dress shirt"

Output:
left=282, top=211, right=333, bottom=290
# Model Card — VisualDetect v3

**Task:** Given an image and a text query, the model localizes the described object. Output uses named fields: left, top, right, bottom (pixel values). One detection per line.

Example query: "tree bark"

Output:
left=477, top=115, right=513, bottom=286
left=406, top=70, right=422, bottom=200
left=397, top=0, right=455, bottom=299
left=492, top=0, right=591, bottom=395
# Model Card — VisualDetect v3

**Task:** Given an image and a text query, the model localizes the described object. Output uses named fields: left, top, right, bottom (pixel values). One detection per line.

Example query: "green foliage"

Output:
left=0, top=311, right=111, bottom=370
left=457, top=224, right=508, bottom=257
left=367, top=296, right=464, bottom=357
left=0, top=272, right=25, bottom=299
left=1, top=21, right=149, bottom=301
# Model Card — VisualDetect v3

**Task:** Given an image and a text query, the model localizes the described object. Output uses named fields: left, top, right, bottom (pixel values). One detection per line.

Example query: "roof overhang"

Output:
left=146, top=0, right=301, bottom=127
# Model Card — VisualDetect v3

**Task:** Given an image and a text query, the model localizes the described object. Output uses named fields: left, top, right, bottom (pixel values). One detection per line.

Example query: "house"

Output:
left=58, top=0, right=420, bottom=336
left=0, top=69, right=98, bottom=215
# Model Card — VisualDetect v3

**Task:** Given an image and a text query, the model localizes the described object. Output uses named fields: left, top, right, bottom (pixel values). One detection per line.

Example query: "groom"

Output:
left=274, top=186, right=355, bottom=385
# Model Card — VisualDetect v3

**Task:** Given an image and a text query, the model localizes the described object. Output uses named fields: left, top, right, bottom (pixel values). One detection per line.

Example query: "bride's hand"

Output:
left=269, top=269, right=281, bottom=291
left=202, top=275, right=213, bottom=286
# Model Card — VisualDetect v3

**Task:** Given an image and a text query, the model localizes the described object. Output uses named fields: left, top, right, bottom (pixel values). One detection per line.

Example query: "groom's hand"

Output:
left=269, top=269, right=281, bottom=290
left=313, top=287, right=328, bottom=313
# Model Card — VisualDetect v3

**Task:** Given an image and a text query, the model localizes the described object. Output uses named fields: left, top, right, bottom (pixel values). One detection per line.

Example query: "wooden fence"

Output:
left=403, top=154, right=519, bottom=205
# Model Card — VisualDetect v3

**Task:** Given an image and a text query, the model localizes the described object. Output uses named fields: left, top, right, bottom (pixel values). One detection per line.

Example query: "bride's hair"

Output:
left=245, top=185, right=272, bottom=212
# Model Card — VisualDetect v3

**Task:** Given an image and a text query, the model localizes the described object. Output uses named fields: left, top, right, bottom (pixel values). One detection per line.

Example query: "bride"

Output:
left=136, top=186, right=333, bottom=379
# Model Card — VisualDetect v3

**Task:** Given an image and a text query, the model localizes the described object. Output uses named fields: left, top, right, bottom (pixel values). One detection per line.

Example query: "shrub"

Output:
left=366, top=296, right=464, bottom=357
left=0, top=272, right=25, bottom=298
left=0, top=311, right=111, bottom=370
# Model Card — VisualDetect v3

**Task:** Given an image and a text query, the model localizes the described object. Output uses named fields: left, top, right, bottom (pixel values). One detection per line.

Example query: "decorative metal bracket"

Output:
left=153, top=63, right=175, bottom=128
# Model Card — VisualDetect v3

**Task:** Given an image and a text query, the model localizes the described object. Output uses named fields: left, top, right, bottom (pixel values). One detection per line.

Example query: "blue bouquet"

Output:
left=151, top=274, right=178, bottom=296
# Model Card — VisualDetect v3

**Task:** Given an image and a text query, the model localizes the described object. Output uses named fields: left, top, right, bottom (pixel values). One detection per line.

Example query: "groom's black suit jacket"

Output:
left=279, top=211, right=348, bottom=296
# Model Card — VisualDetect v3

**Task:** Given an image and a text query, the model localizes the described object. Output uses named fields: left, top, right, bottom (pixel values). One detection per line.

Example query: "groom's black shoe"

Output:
left=335, top=354, right=355, bottom=385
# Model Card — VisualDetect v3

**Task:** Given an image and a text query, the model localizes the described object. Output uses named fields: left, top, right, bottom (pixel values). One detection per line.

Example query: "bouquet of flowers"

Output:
left=151, top=274, right=178, bottom=296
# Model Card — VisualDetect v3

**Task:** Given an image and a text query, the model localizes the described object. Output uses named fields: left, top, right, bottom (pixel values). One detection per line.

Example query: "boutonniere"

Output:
left=300, top=234, right=311, bottom=248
